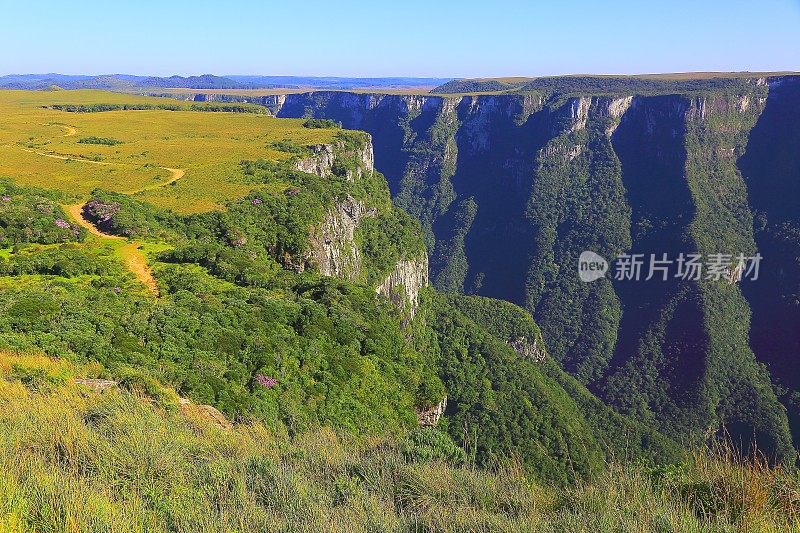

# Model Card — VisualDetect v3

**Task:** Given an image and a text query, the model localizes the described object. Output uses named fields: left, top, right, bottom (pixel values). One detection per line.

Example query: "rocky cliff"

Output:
left=294, top=132, right=428, bottom=318
left=293, top=135, right=374, bottom=181
left=375, top=252, right=429, bottom=321
left=306, top=195, right=376, bottom=280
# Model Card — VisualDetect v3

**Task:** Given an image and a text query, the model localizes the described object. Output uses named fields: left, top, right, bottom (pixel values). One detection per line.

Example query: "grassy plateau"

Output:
left=0, top=90, right=336, bottom=213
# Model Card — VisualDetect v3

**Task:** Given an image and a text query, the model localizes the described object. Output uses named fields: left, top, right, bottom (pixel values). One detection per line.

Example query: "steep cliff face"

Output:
left=293, top=136, right=374, bottom=181
left=375, top=252, right=428, bottom=320
left=306, top=195, right=376, bottom=280
left=268, top=78, right=800, bottom=461
left=293, top=131, right=429, bottom=318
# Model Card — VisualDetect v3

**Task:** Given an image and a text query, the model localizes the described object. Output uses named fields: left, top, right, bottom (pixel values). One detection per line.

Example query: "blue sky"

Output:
left=1, top=0, right=798, bottom=77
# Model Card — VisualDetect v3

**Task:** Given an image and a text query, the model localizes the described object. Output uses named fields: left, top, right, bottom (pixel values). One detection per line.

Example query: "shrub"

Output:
left=400, top=428, right=466, bottom=465
left=77, top=136, right=123, bottom=146
left=303, top=118, right=341, bottom=129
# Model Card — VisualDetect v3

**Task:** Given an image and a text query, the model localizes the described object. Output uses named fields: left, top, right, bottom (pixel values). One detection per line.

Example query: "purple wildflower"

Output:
left=255, top=374, right=278, bottom=389
left=113, top=287, right=122, bottom=294
left=1, top=196, right=11, bottom=202
left=54, top=218, right=71, bottom=229
left=251, top=197, right=263, bottom=206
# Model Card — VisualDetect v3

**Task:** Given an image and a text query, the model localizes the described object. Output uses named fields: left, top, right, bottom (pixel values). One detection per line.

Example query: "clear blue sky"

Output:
left=1, top=0, right=798, bottom=77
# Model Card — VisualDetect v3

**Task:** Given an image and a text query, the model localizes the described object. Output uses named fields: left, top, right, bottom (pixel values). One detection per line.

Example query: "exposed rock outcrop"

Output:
left=376, top=253, right=429, bottom=320
left=597, top=96, right=634, bottom=135
left=291, top=131, right=427, bottom=320
left=178, top=398, right=232, bottom=429
left=192, top=79, right=800, bottom=460
left=307, top=195, right=377, bottom=280
left=508, top=336, right=547, bottom=362
left=416, top=395, right=447, bottom=427
left=293, top=134, right=374, bottom=181
left=293, top=143, right=336, bottom=177
left=568, top=96, right=592, bottom=132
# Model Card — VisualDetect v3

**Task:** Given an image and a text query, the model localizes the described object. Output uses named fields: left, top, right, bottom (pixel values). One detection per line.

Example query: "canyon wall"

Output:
left=260, top=77, right=800, bottom=461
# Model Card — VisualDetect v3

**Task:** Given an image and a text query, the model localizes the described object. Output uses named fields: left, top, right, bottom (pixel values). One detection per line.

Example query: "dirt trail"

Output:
left=66, top=203, right=159, bottom=295
left=128, top=167, right=185, bottom=193
left=42, top=123, right=77, bottom=137
left=20, top=147, right=186, bottom=193
left=21, top=147, right=117, bottom=166
left=25, top=127, right=182, bottom=295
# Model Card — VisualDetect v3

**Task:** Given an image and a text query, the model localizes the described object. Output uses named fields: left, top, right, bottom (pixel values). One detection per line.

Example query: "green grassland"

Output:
left=0, top=351, right=797, bottom=532
left=0, top=90, right=336, bottom=212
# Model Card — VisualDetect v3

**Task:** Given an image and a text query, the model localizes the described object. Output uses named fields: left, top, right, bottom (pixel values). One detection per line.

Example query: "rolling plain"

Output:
left=0, top=90, right=336, bottom=212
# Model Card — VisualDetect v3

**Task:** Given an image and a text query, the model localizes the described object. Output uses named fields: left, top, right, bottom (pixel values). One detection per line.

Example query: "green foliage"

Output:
left=50, top=102, right=267, bottom=114
left=77, top=136, right=122, bottom=146
left=523, top=113, right=630, bottom=383
left=9, top=363, right=69, bottom=392
left=400, top=427, right=467, bottom=465
left=269, top=139, right=307, bottom=154
left=0, top=244, right=121, bottom=277
left=159, top=243, right=281, bottom=288
left=0, top=373, right=795, bottom=532
left=303, top=118, right=341, bottom=129
left=0, top=121, right=447, bottom=439
left=114, top=366, right=179, bottom=410
left=357, top=208, right=425, bottom=285
left=50, top=103, right=184, bottom=112
left=0, top=233, right=444, bottom=436
left=422, top=290, right=609, bottom=484
left=370, top=85, right=794, bottom=462
left=443, top=293, right=682, bottom=467
left=444, top=293, right=543, bottom=343
left=90, top=133, right=414, bottom=287
left=0, top=180, right=85, bottom=246
left=189, top=103, right=267, bottom=113
left=601, top=92, right=796, bottom=463
left=433, top=75, right=761, bottom=96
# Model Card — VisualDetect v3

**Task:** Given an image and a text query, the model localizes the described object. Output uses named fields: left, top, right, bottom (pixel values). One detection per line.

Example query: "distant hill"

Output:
left=432, top=72, right=800, bottom=94
left=0, top=73, right=452, bottom=91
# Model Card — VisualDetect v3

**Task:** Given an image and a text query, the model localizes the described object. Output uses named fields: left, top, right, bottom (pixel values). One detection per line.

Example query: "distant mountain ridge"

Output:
left=432, top=72, right=800, bottom=94
left=6, top=73, right=800, bottom=94
left=0, top=73, right=452, bottom=91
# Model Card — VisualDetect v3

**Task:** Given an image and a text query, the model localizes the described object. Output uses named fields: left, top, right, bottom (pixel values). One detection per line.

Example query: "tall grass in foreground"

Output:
left=0, top=351, right=797, bottom=532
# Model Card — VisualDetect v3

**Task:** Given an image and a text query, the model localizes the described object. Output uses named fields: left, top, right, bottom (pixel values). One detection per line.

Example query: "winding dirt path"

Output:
left=127, top=167, right=185, bottom=193
left=42, top=123, right=77, bottom=137
left=19, top=147, right=186, bottom=193
left=66, top=203, right=159, bottom=295
left=22, top=127, right=184, bottom=296
left=21, top=147, right=117, bottom=166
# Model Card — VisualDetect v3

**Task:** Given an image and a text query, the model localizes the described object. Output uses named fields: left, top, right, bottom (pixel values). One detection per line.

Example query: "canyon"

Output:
left=180, top=75, right=800, bottom=461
